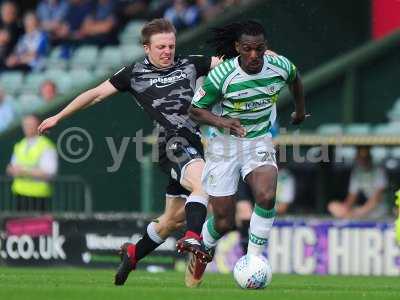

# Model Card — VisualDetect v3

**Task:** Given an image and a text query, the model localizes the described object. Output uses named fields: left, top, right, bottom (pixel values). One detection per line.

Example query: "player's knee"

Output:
left=255, top=189, right=276, bottom=209
left=166, top=221, right=183, bottom=232
left=215, top=216, right=235, bottom=234
left=181, top=177, right=206, bottom=197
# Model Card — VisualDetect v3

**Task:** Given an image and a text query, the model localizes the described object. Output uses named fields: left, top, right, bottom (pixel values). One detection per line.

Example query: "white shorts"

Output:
left=202, top=134, right=277, bottom=197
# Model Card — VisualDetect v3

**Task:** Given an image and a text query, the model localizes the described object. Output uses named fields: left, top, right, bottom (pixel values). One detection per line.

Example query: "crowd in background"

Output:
left=0, top=0, right=244, bottom=70
left=0, top=0, right=244, bottom=133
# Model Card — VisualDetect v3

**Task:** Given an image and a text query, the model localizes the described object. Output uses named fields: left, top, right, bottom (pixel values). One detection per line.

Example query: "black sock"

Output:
left=238, top=220, right=250, bottom=254
left=185, top=202, right=207, bottom=236
left=135, top=233, right=162, bottom=261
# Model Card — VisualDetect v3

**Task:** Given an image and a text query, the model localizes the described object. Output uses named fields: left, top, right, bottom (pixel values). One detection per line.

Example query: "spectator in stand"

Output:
left=0, top=28, right=12, bottom=62
left=219, top=0, right=242, bottom=8
left=36, top=0, right=69, bottom=39
left=164, top=0, right=200, bottom=31
left=40, top=80, right=58, bottom=103
left=147, top=0, right=173, bottom=19
left=52, top=0, right=93, bottom=44
left=77, top=0, right=118, bottom=46
left=0, top=1, right=23, bottom=66
left=116, top=0, right=150, bottom=28
left=0, top=86, right=16, bottom=132
left=196, top=0, right=219, bottom=22
left=4, top=12, right=49, bottom=71
left=6, top=114, right=58, bottom=212
left=328, top=145, right=388, bottom=219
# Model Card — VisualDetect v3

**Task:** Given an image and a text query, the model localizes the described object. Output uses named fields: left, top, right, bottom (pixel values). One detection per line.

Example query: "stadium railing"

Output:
left=0, top=175, right=92, bottom=214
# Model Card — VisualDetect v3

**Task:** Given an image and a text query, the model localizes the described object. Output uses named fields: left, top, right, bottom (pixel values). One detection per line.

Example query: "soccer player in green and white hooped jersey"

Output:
left=195, top=52, right=297, bottom=139
left=188, top=21, right=307, bottom=278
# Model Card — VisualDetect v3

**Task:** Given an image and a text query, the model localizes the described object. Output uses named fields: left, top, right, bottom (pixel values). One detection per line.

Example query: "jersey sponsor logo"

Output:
left=244, top=98, right=271, bottom=110
left=150, top=70, right=188, bottom=88
left=192, top=87, right=206, bottom=102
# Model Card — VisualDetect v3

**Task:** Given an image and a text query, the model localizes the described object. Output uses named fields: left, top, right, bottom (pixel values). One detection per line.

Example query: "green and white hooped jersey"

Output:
left=192, top=54, right=297, bottom=139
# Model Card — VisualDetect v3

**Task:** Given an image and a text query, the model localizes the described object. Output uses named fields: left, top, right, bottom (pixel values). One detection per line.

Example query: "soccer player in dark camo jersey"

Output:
left=38, top=18, right=222, bottom=287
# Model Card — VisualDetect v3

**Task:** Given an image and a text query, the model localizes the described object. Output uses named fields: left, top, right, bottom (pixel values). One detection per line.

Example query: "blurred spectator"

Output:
left=0, top=1, right=23, bottom=65
left=77, top=0, right=118, bottom=46
left=0, top=28, right=12, bottom=63
left=196, top=0, right=219, bottom=21
left=164, top=0, right=201, bottom=31
left=0, top=86, right=16, bottom=132
left=328, top=145, right=388, bottom=219
left=53, top=0, right=93, bottom=43
left=5, top=12, right=49, bottom=71
left=117, top=0, right=150, bottom=27
left=36, top=0, right=69, bottom=38
left=147, top=0, right=173, bottom=19
left=40, top=79, right=58, bottom=103
left=6, top=114, right=58, bottom=212
left=219, top=0, right=242, bottom=8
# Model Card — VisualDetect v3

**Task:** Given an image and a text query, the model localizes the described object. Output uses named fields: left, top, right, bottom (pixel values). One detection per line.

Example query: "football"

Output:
left=233, top=254, right=272, bottom=289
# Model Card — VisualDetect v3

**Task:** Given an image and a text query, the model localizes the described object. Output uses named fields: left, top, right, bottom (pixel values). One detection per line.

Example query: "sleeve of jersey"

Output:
left=108, top=64, right=134, bottom=92
left=191, top=74, right=222, bottom=109
left=279, top=56, right=297, bottom=83
left=188, top=55, right=212, bottom=77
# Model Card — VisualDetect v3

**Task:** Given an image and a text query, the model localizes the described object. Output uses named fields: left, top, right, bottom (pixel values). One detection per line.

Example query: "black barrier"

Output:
left=0, top=215, right=182, bottom=270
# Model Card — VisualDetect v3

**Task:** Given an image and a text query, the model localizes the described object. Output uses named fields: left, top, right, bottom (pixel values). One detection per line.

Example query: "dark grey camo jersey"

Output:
left=109, top=55, right=211, bottom=143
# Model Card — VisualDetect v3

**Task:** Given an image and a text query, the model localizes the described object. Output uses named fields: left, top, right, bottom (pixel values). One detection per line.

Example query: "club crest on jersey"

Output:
left=192, top=87, right=206, bottom=102
left=263, top=83, right=283, bottom=95
left=150, top=70, right=187, bottom=88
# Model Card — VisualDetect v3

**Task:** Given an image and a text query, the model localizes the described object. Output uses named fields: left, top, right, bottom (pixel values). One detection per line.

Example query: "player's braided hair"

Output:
left=208, top=20, right=266, bottom=59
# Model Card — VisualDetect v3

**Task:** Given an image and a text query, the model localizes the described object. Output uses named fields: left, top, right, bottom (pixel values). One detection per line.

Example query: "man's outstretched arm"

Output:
left=38, top=80, right=118, bottom=133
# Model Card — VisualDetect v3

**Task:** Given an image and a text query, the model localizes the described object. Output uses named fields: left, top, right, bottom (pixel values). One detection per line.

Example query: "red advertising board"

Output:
left=372, top=0, right=400, bottom=39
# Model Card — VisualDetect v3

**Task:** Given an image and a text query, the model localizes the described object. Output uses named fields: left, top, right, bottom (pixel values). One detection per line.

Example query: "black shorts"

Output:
left=158, top=129, right=204, bottom=198
left=236, top=178, right=254, bottom=203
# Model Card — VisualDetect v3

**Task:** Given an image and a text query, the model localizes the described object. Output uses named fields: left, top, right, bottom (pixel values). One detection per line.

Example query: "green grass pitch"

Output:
left=0, top=267, right=399, bottom=300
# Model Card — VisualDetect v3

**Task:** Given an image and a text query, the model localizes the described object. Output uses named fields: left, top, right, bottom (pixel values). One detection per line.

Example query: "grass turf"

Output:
left=0, top=267, right=399, bottom=300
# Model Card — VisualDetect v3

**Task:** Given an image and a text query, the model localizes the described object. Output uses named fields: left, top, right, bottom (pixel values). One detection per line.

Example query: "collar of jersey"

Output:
left=234, top=56, right=267, bottom=77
